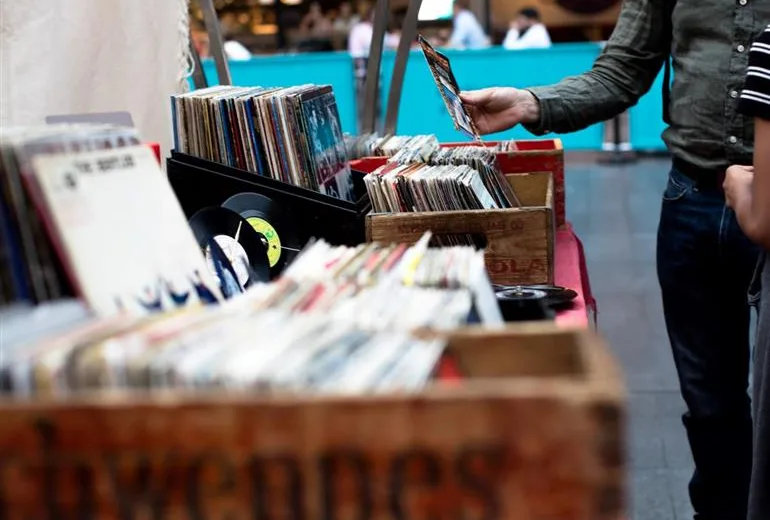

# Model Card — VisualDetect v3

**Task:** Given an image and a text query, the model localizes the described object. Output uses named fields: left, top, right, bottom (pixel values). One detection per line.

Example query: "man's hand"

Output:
left=723, top=165, right=754, bottom=209
left=459, top=88, right=540, bottom=135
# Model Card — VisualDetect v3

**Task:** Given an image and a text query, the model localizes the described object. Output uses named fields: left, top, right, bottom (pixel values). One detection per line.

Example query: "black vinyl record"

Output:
left=189, top=206, right=271, bottom=285
left=493, top=284, right=578, bottom=310
left=221, top=192, right=301, bottom=277
left=494, top=287, right=553, bottom=322
left=523, top=284, right=578, bottom=308
left=496, top=287, right=549, bottom=302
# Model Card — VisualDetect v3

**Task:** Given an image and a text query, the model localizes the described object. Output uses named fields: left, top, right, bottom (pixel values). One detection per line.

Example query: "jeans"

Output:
left=657, top=165, right=758, bottom=520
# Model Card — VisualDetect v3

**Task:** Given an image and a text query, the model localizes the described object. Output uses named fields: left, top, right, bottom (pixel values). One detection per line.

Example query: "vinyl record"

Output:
left=493, top=284, right=577, bottom=309
left=523, top=284, right=578, bottom=308
left=221, top=192, right=301, bottom=276
left=494, top=287, right=553, bottom=322
left=189, top=206, right=271, bottom=286
left=495, top=287, right=549, bottom=301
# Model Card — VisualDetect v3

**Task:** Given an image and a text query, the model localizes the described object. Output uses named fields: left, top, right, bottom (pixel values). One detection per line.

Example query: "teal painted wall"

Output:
left=197, top=43, right=667, bottom=152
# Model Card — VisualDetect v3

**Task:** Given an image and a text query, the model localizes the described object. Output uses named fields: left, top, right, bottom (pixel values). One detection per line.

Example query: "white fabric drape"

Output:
left=0, top=0, right=191, bottom=157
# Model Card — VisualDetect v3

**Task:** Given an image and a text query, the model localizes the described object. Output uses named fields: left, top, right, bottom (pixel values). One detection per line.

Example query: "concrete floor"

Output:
left=565, top=155, right=695, bottom=520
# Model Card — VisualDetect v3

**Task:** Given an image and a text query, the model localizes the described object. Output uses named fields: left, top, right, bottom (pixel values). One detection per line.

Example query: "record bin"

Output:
left=362, top=168, right=557, bottom=286
left=167, top=152, right=371, bottom=248
left=441, top=138, right=566, bottom=228
left=0, top=324, right=625, bottom=520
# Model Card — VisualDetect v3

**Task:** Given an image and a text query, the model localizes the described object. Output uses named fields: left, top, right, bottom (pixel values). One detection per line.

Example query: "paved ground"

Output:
left=565, top=155, right=695, bottom=520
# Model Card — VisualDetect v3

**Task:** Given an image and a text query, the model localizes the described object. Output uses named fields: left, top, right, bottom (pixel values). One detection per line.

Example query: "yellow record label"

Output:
left=246, top=217, right=281, bottom=267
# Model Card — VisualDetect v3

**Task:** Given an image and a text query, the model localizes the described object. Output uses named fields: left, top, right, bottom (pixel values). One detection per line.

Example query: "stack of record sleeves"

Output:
left=171, top=85, right=355, bottom=203
left=0, top=123, right=502, bottom=400
left=345, top=133, right=518, bottom=160
left=0, top=232, right=500, bottom=398
left=364, top=160, right=520, bottom=213
left=349, top=134, right=521, bottom=212
left=0, top=124, right=222, bottom=316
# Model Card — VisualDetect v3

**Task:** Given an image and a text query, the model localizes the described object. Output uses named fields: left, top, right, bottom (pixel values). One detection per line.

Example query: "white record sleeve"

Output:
left=30, top=145, right=221, bottom=317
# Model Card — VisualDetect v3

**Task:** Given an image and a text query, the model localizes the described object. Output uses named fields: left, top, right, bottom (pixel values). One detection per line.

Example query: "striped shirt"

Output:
left=740, top=25, right=770, bottom=120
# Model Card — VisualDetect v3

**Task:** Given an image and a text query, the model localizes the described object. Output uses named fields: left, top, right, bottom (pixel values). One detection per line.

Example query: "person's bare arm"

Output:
left=729, top=120, right=770, bottom=249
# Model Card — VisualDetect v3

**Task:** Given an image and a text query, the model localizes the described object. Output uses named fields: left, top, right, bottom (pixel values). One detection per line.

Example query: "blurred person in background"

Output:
left=348, top=2, right=399, bottom=58
left=190, top=17, right=250, bottom=61
left=299, top=1, right=333, bottom=38
left=190, top=19, right=210, bottom=58
left=460, top=2, right=770, bottom=519
left=334, top=1, right=360, bottom=35
left=447, top=0, right=488, bottom=50
left=502, top=7, right=551, bottom=50
left=223, top=38, right=251, bottom=61
left=222, top=25, right=251, bottom=61
left=297, top=1, right=334, bottom=52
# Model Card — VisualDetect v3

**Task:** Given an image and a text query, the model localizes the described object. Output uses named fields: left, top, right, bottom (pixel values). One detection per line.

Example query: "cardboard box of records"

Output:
left=0, top=324, right=625, bottom=520
left=364, top=170, right=556, bottom=286
left=442, top=138, right=567, bottom=228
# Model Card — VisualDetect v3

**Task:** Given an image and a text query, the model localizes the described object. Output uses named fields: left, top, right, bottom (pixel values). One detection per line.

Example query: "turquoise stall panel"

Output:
left=193, top=44, right=611, bottom=149
left=379, top=44, right=605, bottom=150
left=199, top=53, right=358, bottom=134
left=628, top=70, right=667, bottom=151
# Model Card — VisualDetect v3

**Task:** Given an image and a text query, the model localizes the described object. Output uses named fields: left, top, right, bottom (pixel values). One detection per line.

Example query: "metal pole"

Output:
left=189, top=36, right=209, bottom=90
left=361, top=0, right=390, bottom=134
left=198, top=0, right=232, bottom=86
left=273, top=0, right=288, bottom=51
left=383, top=0, right=422, bottom=135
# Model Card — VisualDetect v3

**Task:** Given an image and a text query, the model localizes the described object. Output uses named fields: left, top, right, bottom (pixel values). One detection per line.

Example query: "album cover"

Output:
left=299, top=87, right=355, bottom=202
left=29, top=145, right=221, bottom=317
left=418, top=35, right=481, bottom=141
left=171, top=85, right=355, bottom=204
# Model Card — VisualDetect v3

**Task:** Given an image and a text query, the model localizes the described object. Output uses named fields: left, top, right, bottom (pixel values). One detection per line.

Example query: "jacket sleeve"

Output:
left=524, top=0, right=670, bottom=135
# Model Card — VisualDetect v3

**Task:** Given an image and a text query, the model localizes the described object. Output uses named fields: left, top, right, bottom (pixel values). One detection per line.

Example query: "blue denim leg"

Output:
left=656, top=166, right=758, bottom=520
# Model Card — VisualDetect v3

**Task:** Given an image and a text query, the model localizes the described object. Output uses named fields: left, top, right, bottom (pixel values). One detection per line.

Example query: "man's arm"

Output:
left=524, top=0, right=669, bottom=135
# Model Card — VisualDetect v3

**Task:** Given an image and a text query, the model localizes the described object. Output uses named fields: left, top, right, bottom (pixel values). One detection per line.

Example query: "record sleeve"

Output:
left=28, top=146, right=221, bottom=316
left=418, top=35, right=481, bottom=141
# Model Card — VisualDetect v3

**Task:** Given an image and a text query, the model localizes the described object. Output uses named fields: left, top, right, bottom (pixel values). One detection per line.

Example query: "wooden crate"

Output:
left=366, top=171, right=555, bottom=285
left=441, top=139, right=566, bottom=229
left=0, top=324, right=625, bottom=519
